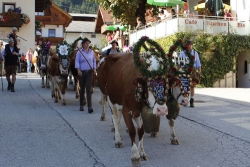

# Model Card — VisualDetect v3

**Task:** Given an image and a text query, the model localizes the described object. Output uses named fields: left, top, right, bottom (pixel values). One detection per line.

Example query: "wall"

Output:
left=64, top=33, right=105, bottom=49
left=237, top=51, right=250, bottom=88
left=231, top=0, right=250, bottom=21
left=41, top=25, right=64, bottom=37
left=0, top=0, right=35, bottom=53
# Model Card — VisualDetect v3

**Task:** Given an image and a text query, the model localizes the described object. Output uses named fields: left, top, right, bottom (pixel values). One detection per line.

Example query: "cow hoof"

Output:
left=150, top=132, right=158, bottom=138
left=100, top=116, right=106, bottom=121
left=55, top=100, right=58, bottom=103
left=46, top=85, right=50, bottom=88
left=69, top=81, right=73, bottom=85
left=131, top=158, right=141, bottom=166
left=141, top=154, right=148, bottom=161
left=76, top=95, right=79, bottom=99
left=62, top=103, right=66, bottom=106
left=126, top=128, right=129, bottom=133
left=115, top=142, right=123, bottom=148
left=111, top=127, right=115, bottom=132
left=42, top=85, right=45, bottom=88
left=171, top=139, right=180, bottom=145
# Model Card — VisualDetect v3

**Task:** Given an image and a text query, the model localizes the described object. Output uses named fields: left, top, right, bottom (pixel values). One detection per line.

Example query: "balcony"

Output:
left=37, top=37, right=64, bottom=46
left=129, top=17, right=250, bottom=44
left=0, top=15, right=22, bottom=28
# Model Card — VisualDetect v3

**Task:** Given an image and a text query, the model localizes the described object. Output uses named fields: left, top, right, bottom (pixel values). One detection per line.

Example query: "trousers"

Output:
left=78, top=70, right=92, bottom=108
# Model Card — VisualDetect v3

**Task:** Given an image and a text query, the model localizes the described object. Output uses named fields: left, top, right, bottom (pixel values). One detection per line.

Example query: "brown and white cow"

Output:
left=99, top=53, right=181, bottom=165
left=47, top=51, right=70, bottom=105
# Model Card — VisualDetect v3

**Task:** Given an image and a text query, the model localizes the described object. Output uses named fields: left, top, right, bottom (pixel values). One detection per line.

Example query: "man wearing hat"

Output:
left=100, top=40, right=120, bottom=56
left=4, top=38, right=20, bottom=92
left=179, top=40, right=202, bottom=107
left=8, top=27, right=18, bottom=46
left=75, top=37, right=96, bottom=113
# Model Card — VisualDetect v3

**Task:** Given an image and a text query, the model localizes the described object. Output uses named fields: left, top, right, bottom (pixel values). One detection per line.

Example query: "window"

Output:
left=48, top=29, right=55, bottom=37
left=244, top=60, right=248, bottom=74
left=2, top=2, right=16, bottom=12
left=91, top=34, right=96, bottom=38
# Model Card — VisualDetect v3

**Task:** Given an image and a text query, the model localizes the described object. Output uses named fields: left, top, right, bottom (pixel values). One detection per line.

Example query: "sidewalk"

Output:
left=196, top=88, right=250, bottom=103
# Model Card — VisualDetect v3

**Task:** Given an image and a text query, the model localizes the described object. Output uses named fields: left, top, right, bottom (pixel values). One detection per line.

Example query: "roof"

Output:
left=99, top=6, right=114, bottom=24
left=69, top=13, right=97, bottom=18
left=65, top=21, right=96, bottom=33
left=52, top=3, right=72, bottom=27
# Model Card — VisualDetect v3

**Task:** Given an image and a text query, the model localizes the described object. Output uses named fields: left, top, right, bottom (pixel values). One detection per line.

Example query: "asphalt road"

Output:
left=0, top=73, right=250, bottom=167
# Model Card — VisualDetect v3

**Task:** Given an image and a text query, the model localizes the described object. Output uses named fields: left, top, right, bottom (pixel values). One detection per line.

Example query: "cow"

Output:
left=99, top=53, right=182, bottom=165
left=47, top=51, right=70, bottom=105
left=37, top=47, right=50, bottom=88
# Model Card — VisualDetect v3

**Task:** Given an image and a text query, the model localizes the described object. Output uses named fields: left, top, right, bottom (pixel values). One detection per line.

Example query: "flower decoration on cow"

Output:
left=167, top=39, right=194, bottom=75
left=71, top=36, right=84, bottom=51
left=56, top=40, right=70, bottom=58
left=133, top=36, right=173, bottom=106
left=133, top=36, right=169, bottom=77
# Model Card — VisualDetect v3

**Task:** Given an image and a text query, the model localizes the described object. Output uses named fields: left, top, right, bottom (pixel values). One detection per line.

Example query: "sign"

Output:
left=178, top=18, right=204, bottom=32
left=205, top=20, right=228, bottom=34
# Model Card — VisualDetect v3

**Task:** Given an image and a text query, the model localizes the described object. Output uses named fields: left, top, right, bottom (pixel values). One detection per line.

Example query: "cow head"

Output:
left=59, top=58, right=70, bottom=76
left=134, top=76, right=181, bottom=116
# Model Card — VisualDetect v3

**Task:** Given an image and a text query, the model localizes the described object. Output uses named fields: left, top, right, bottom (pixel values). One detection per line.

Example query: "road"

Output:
left=0, top=73, right=250, bottom=167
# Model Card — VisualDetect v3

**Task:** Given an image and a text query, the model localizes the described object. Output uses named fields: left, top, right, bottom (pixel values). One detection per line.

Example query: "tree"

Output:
left=90, top=0, right=151, bottom=26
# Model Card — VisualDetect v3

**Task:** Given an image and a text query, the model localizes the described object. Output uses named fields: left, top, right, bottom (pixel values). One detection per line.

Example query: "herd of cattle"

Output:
left=31, top=39, right=199, bottom=166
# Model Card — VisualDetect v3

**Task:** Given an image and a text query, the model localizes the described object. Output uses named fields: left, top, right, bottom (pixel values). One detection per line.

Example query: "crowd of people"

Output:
left=135, top=3, right=233, bottom=30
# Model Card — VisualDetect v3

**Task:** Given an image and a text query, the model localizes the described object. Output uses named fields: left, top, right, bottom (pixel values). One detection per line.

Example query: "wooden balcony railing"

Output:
left=0, top=15, right=22, bottom=28
left=37, top=37, right=64, bottom=45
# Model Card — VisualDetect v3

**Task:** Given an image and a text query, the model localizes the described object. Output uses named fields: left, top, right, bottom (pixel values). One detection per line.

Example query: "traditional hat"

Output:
left=185, top=40, right=193, bottom=45
left=8, top=38, right=14, bottom=43
left=81, top=37, right=91, bottom=44
left=110, top=40, right=119, bottom=46
left=12, top=27, right=18, bottom=32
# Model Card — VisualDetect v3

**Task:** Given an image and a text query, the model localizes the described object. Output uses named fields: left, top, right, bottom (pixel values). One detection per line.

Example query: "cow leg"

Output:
left=100, top=93, right=106, bottom=121
left=41, top=76, right=45, bottom=88
left=133, top=116, right=147, bottom=161
left=52, top=78, right=59, bottom=103
left=61, top=78, right=67, bottom=106
left=46, top=73, right=50, bottom=88
left=50, top=77, right=55, bottom=98
left=169, top=119, right=179, bottom=145
left=108, top=97, right=122, bottom=148
left=68, top=71, right=73, bottom=85
left=122, top=108, right=141, bottom=166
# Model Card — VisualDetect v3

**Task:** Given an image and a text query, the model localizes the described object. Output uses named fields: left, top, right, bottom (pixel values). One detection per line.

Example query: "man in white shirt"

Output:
left=179, top=40, right=201, bottom=107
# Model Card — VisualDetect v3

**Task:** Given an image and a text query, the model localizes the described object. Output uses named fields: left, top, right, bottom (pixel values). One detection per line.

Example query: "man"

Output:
left=4, top=38, right=20, bottom=92
left=100, top=40, right=120, bottom=56
left=75, top=37, right=96, bottom=113
left=179, top=40, right=201, bottom=107
left=8, top=27, right=18, bottom=46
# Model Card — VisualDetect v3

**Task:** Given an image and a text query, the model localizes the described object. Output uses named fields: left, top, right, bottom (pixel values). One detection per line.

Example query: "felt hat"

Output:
left=81, top=37, right=91, bottom=44
left=12, top=27, right=18, bottom=32
left=186, top=40, right=193, bottom=45
left=110, top=40, right=118, bottom=46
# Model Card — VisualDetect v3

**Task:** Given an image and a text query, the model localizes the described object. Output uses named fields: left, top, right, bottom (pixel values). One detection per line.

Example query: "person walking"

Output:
left=179, top=40, right=201, bottom=107
left=100, top=40, right=120, bottom=56
left=4, top=38, right=20, bottom=92
left=75, top=37, right=96, bottom=113
left=25, top=48, right=33, bottom=73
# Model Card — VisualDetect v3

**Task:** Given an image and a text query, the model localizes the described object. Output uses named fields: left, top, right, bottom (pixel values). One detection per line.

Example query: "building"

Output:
left=65, top=13, right=105, bottom=48
left=0, top=0, right=48, bottom=54
left=129, top=0, right=250, bottom=88
left=35, top=2, right=72, bottom=47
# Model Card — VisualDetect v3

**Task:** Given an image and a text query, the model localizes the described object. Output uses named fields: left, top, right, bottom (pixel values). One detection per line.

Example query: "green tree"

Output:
left=90, top=0, right=154, bottom=26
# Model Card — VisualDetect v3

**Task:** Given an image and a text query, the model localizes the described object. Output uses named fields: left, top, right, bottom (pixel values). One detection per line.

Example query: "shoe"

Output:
left=7, top=82, right=11, bottom=90
left=80, top=106, right=84, bottom=111
left=190, top=98, right=194, bottom=107
left=11, top=84, right=15, bottom=92
left=88, top=108, right=93, bottom=113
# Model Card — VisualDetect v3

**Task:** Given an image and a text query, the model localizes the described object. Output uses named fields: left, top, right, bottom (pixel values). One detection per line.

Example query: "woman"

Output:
left=75, top=37, right=96, bottom=113
left=25, top=48, right=33, bottom=73
left=224, top=9, right=233, bottom=21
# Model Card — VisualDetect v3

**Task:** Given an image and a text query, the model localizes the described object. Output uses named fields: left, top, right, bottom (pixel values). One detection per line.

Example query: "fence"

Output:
left=129, top=17, right=250, bottom=45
